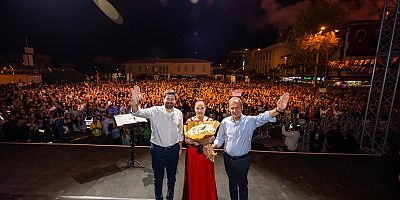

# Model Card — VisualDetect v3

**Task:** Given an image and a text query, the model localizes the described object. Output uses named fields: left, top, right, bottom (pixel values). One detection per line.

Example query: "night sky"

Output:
left=0, top=0, right=383, bottom=66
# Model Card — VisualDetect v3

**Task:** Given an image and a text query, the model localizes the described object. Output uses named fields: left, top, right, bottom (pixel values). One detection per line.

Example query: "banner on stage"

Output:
left=114, top=114, right=147, bottom=126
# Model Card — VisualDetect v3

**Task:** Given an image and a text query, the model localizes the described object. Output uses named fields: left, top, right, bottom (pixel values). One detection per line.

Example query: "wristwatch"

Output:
left=275, top=107, right=284, bottom=114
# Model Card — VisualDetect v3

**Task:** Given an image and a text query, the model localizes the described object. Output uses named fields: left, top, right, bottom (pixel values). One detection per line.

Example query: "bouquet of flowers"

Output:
left=184, top=121, right=220, bottom=162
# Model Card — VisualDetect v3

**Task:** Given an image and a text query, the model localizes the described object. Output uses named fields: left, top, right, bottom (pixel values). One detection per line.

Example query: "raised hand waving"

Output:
left=131, top=85, right=142, bottom=104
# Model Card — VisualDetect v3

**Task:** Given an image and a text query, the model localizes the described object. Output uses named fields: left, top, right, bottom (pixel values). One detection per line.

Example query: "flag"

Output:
left=231, top=89, right=242, bottom=97
left=347, top=22, right=380, bottom=56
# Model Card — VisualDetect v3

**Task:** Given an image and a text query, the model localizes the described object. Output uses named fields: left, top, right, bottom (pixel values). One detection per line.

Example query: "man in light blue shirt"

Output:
left=213, top=93, right=289, bottom=200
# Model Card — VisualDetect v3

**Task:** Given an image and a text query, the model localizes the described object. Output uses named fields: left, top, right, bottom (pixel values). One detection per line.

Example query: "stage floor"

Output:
left=0, top=143, right=399, bottom=200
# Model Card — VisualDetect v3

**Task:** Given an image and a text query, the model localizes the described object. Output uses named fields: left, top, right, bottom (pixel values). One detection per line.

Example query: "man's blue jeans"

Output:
left=150, top=143, right=180, bottom=200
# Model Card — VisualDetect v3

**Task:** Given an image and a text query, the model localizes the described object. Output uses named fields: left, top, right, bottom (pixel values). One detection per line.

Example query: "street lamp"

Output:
left=324, top=30, right=340, bottom=84
left=3, top=65, right=15, bottom=74
left=313, top=26, right=339, bottom=86
left=9, top=65, right=14, bottom=73
left=233, top=66, right=245, bottom=74
left=313, top=27, right=325, bottom=86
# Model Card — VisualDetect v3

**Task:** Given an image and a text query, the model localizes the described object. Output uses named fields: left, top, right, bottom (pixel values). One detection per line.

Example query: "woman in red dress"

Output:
left=182, top=101, right=218, bottom=200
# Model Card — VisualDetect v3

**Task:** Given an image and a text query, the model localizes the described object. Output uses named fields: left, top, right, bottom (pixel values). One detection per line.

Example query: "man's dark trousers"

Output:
left=150, top=143, right=180, bottom=200
left=224, top=153, right=251, bottom=200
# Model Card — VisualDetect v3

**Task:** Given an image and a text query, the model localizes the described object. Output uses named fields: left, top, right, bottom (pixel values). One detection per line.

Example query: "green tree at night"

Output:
left=288, top=0, right=344, bottom=74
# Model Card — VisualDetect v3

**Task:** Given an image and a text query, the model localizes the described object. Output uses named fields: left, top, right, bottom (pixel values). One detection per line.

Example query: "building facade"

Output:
left=123, top=58, right=212, bottom=77
left=0, top=51, right=51, bottom=74
left=225, top=49, right=248, bottom=72
left=249, top=42, right=291, bottom=75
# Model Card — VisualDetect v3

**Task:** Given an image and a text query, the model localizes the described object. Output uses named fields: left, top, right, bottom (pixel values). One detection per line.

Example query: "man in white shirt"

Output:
left=281, top=124, right=300, bottom=151
left=131, top=86, right=183, bottom=200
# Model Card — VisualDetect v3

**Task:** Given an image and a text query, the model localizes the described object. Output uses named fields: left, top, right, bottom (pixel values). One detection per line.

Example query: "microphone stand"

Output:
left=121, top=123, right=144, bottom=170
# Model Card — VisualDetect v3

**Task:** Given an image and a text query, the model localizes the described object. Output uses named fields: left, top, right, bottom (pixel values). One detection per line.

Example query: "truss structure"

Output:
left=361, top=0, right=400, bottom=153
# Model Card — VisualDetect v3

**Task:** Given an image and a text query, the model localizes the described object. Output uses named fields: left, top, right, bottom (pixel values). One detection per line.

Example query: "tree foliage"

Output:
left=288, top=0, right=345, bottom=65
left=297, top=31, right=339, bottom=55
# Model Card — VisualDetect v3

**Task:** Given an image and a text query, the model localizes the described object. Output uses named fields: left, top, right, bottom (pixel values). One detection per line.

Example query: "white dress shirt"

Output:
left=281, top=126, right=300, bottom=151
left=132, top=106, right=183, bottom=147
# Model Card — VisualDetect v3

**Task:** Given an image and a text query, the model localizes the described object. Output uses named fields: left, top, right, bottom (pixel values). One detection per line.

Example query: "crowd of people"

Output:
left=0, top=79, right=377, bottom=153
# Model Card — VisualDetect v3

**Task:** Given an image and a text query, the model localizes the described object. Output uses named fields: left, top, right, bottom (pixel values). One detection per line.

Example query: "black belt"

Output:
left=152, top=143, right=179, bottom=150
left=224, top=152, right=250, bottom=160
